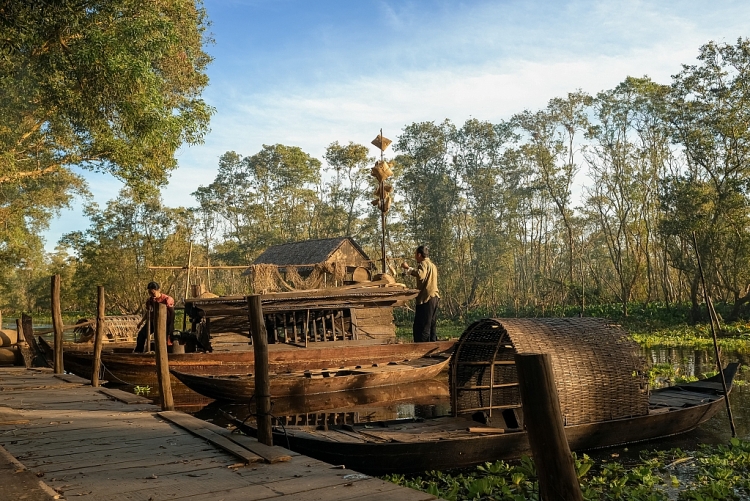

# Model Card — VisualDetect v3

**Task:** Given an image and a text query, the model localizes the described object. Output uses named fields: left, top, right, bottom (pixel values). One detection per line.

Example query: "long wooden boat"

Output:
left=38, top=336, right=454, bottom=388
left=180, top=379, right=450, bottom=415
left=229, top=363, right=739, bottom=475
left=170, top=355, right=449, bottom=400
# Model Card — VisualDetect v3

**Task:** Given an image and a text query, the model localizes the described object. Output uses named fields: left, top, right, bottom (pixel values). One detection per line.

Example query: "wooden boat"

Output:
left=38, top=336, right=454, bottom=389
left=229, top=363, right=739, bottom=475
left=178, top=379, right=450, bottom=415
left=169, top=355, right=450, bottom=400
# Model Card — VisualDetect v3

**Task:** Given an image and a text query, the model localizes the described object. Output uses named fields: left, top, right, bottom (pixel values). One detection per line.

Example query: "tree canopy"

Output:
left=0, top=0, right=213, bottom=283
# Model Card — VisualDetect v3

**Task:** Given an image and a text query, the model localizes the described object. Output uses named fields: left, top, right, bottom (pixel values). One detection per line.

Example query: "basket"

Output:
left=450, top=318, right=649, bottom=425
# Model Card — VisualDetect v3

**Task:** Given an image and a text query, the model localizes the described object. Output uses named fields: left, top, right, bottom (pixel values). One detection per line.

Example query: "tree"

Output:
left=513, top=91, right=592, bottom=305
left=193, top=145, right=321, bottom=261
left=584, top=78, right=671, bottom=316
left=452, top=118, right=518, bottom=309
left=662, top=38, right=750, bottom=320
left=321, top=141, right=373, bottom=237
left=0, top=0, right=213, bottom=296
left=394, top=120, right=461, bottom=266
left=0, top=0, right=213, bottom=190
left=63, top=188, right=195, bottom=313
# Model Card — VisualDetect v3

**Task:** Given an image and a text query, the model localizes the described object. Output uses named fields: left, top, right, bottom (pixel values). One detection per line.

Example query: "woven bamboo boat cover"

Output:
left=450, top=318, right=649, bottom=425
left=74, top=315, right=141, bottom=343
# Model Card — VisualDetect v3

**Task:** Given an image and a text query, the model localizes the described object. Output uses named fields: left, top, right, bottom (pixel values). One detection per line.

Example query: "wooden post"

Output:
left=16, top=319, right=32, bottom=368
left=91, top=286, right=106, bottom=387
left=247, top=294, right=272, bottom=446
left=515, top=353, right=583, bottom=501
left=51, top=274, right=64, bottom=374
left=153, top=303, right=174, bottom=411
left=183, top=241, right=193, bottom=332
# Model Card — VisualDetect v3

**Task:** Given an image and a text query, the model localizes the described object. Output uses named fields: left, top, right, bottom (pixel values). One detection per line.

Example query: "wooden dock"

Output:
left=0, top=367, right=439, bottom=501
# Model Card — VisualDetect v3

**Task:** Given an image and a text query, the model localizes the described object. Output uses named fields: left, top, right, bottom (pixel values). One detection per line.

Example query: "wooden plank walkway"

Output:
left=0, top=367, right=439, bottom=501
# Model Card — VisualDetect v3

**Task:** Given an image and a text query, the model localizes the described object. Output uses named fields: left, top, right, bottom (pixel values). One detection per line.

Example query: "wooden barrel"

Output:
left=0, top=329, right=18, bottom=347
left=351, top=266, right=371, bottom=283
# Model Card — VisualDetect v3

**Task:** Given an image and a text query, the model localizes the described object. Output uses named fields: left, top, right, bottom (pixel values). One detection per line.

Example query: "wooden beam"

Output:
left=247, top=294, right=272, bottom=446
left=515, top=353, right=583, bottom=501
left=91, top=286, right=105, bottom=387
left=98, top=388, right=152, bottom=405
left=154, top=303, right=174, bottom=411
left=51, top=274, right=64, bottom=374
left=158, top=411, right=264, bottom=464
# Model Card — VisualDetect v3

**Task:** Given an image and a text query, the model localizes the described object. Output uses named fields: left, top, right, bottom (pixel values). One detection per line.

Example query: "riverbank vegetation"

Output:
left=384, top=439, right=750, bottom=501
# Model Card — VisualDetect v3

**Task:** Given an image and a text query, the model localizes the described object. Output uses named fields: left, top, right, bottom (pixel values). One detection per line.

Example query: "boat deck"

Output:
left=278, top=385, right=727, bottom=445
left=0, top=367, right=438, bottom=501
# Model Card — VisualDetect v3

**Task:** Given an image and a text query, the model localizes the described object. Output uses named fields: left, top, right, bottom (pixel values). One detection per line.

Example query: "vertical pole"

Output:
left=51, top=274, right=64, bottom=374
left=183, top=242, right=193, bottom=331
left=692, top=232, right=736, bottom=437
left=16, top=319, right=32, bottom=369
left=153, top=303, right=174, bottom=411
left=91, top=286, right=106, bottom=387
left=515, top=353, right=583, bottom=501
left=247, top=294, right=272, bottom=446
left=380, top=128, right=387, bottom=274
left=20, top=314, right=39, bottom=366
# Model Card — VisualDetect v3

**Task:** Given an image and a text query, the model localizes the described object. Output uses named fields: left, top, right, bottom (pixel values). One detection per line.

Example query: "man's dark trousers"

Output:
left=413, top=296, right=439, bottom=342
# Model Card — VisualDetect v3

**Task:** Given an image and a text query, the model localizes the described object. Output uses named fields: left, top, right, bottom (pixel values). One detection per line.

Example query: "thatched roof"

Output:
left=252, top=237, right=370, bottom=267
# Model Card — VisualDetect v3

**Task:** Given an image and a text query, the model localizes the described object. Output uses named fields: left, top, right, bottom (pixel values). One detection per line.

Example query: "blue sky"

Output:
left=50, top=0, right=750, bottom=251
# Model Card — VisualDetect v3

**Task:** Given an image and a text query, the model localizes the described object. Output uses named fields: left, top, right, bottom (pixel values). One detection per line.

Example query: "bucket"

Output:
left=169, top=341, right=185, bottom=354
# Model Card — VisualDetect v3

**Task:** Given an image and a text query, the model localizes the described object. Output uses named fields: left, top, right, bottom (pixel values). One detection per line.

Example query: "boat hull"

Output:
left=42, top=337, right=454, bottom=388
left=234, top=364, right=739, bottom=475
left=170, top=356, right=449, bottom=400
left=274, top=394, right=726, bottom=475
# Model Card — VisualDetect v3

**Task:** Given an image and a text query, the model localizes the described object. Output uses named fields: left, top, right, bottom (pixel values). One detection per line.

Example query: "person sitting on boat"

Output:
left=134, top=281, right=175, bottom=353
left=401, top=245, right=440, bottom=342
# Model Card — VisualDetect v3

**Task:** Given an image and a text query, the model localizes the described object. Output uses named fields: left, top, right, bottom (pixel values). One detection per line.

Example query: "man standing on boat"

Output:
left=401, top=245, right=440, bottom=342
left=134, top=281, right=175, bottom=353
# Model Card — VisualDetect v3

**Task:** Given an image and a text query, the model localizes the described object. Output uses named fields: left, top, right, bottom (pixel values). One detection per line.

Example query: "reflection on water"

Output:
left=178, top=378, right=453, bottom=429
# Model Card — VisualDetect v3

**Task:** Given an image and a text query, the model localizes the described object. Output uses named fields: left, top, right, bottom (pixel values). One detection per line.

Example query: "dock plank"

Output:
left=159, top=411, right=291, bottom=463
left=0, top=406, right=28, bottom=425
left=0, top=367, right=435, bottom=501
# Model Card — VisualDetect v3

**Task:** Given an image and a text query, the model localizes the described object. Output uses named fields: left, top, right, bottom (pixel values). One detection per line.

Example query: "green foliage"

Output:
left=384, top=441, right=750, bottom=501
left=192, top=145, right=322, bottom=261
left=133, top=385, right=151, bottom=396
left=0, top=0, right=213, bottom=191
left=61, top=189, right=195, bottom=314
left=0, top=0, right=213, bottom=309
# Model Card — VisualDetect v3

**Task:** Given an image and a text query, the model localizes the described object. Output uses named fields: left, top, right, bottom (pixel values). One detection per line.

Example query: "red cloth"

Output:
left=147, top=293, right=175, bottom=308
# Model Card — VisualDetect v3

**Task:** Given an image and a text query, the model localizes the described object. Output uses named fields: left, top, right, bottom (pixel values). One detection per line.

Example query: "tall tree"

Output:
left=662, top=38, right=750, bottom=319
left=63, top=189, right=195, bottom=313
left=513, top=91, right=592, bottom=304
left=0, top=0, right=213, bottom=191
left=453, top=119, right=518, bottom=308
left=584, top=78, right=670, bottom=315
left=322, top=141, right=373, bottom=237
left=0, top=0, right=213, bottom=296
left=394, top=120, right=461, bottom=266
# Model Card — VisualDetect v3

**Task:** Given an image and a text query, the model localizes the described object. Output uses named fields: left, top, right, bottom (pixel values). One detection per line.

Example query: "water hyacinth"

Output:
left=383, top=440, right=750, bottom=501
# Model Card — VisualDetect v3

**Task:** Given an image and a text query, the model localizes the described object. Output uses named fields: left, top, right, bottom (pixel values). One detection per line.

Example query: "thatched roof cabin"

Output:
left=252, top=237, right=371, bottom=270
left=247, top=237, right=375, bottom=290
